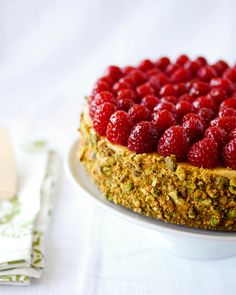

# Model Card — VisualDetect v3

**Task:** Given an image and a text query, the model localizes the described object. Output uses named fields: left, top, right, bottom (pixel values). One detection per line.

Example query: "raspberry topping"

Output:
left=222, top=139, right=236, bottom=169
left=158, top=126, right=189, bottom=161
left=188, top=138, right=218, bottom=168
left=128, top=121, right=159, bottom=153
left=106, top=111, right=132, bottom=145
left=88, top=55, right=236, bottom=168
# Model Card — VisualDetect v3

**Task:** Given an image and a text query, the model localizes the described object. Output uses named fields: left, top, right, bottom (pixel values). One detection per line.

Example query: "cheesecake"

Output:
left=78, top=55, right=236, bottom=231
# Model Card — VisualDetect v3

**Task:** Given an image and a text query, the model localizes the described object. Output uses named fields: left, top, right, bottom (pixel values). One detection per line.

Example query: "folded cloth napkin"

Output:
left=0, top=141, right=60, bottom=285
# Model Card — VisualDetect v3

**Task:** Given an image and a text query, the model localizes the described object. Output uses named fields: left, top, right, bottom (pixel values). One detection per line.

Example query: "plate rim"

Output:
left=65, top=139, right=236, bottom=242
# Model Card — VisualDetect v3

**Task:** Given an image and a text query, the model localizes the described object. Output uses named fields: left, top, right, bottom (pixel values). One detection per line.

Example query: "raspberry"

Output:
left=93, top=103, right=116, bottom=136
left=165, top=64, right=180, bottom=76
left=117, top=97, right=134, bottom=111
left=222, top=139, right=236, bottom=169
left=212, top=60, right=229, bottom=75
left=182, top=113, right=206, bottom=127
left=197, top=65, right=217, bottom=82
left=219, top=107, right=236, bottom=117
left=189, top=81, right=210, bottom=97
left=176, top=101, right=194, bottom=118
left=220, top=98, right=236, bottom=110
left=174, top=83, right=187, bottom=96
left=204, top=126, right=228, bottom=147
left=93, top=91, right=116, bottom=106
left=106, top=111, right=132, bottom=145
left=138, top=59, right=154, bottom=72
left=146, top=68, right=161, bottom=77
left=128, top=104, right=150, bottom=125
left=195, top=56, right=207, bottom=66
left=223, top=68, right=236, bottom=82
left=113, top=80, right=131, bottom=93
left=158, top=126, right=189, bottom=161
left=171, top=68, right=191, bottom=83
left=210, top=78, right=235, bottom=95
left=176, top=54, right=189, bottom=66
left=210, top=116, right=236, bottom=134
left=97, top=75, right=113, bottom=85
left=198, top=108, right=215, bottom=123
left=188, top=138, right=218, bottom=168
left=182, top=116, right=205, bottom=142
left=161, top=96, right=178, bottom=105
left=117, top=89, right=137, bottom=101
left=230, top=128, right=236, bottom=140
left=119, top=76, right=136, bottom=87
left=207, top=87, right=227, bottom=105
left=122, top=66, right=135, bottom=75
left=141, top=95, right=160, bottom=111
left=136, top=82, right=155, bottom=98
left=193, top=96, right=218, bottom=112
left=159, top=84, right=177, bottom=96
left=153, top=102, right=176, bottom=115
left=127, top=69, right=147, bottom=85
left=179, top=94, right=195, bottom=103
left=184, top=60, right=200, bottom=74
left=91, top=80, right=111, bottom=98
left=155, top=57, right=170, bottom=70
left=149, top=73, right=169, bottom=92
left=105, top=65, right=123, bottom=83
left=152, top=110, right=177, bottom=134
left=128, top=121, right=159, bottom=153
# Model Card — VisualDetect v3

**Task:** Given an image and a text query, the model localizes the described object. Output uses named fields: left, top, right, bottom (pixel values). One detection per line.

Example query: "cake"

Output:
left=78, top=55, right=236, bottom=231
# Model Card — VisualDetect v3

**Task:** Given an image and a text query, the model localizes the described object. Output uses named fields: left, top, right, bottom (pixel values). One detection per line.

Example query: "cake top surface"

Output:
left=87, top=55, right=236, bottom=169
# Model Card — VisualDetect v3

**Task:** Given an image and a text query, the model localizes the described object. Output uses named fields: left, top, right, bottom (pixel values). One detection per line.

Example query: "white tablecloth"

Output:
left=1, top=0, right=236, bottom=294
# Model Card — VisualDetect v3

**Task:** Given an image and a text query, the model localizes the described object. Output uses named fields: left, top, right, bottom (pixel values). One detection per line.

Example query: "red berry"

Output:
left=195, top=56, right=207, bottom=66
left=106, top=111, right=132, bottom=145
left=220, top=98, right=236, bottom=110
left=122, top=66, right=135, bottom=75
left=212, top=60, right=229, bottom=75
left=93, top=91, right=116, bottom=106
left=176, top=101, right=194, bottom=118
left=152, top=110, right=177, bottom=134
left=128, top=104, right=150, bottom=124
left=171, top=68, right=191, bottom=83
left=197, top=65, right=217, bottom=82
left=223, top=68, right=236, bottom=83
left=182, top=117, right=205, bottom=142
left=179, top=94, right=195, bottom=103
left=198, top=108, right=215, bottom=123
left=113, top=80, right=131, bottom=93
left=141, top=95, right=160, bottom=111
left=165, top=64, right=180, bottom=76
left=117, top=89, right=136, bottom=101
left=222, top=139, right=236, bottom=169
left=161, top=96, right=178, bottom=105
left=188, top=138, right=218, bottom=168
left=128, top=121, right=159, bottom=153
left=155, top=57, right=170, bottom=70
left=210, top=116, right=236, bottom=134
left=210, top=78, right=235, bottom=95
left=184, top=60, right=200, bottom=74
left=149, top=73, right=169, bottom=92
left=138, top=59, right=154, bottom=72
left=207, top=87, right=227, bottom=105
left=117, top=97, right=134, bottom=111
left=97, top=75, right=113, bottom=85
left=158, top=126, right=189, bottom=161
left=189, top=81, right=210, bottom=97
left=230, top=128, right=236, bottom=140
left=105, top=66, right=123, bottom=83
left=136, top=82, right=155, bottom=98
left=204, top=126, right=228, bottom=147
left=146, top=68, right=161, bottom=77
left=182, top=113, right=206, bottom=126
left=176, top=54, right=189, bottom=66
left=93, top=103, right=116, bottom=136
left=159, top=84, right=177, bottom=96
left=174, top=83, right=187, bottom=96
left=219, top=107, right=236, bottom=117
left=127, top=69, right=147, bottom=86
left=193, top=96, right=218, bottom=112
left=119, top=76, right=136, bottom=87
left=153, top=102, right=176, bottom=115
left=91, top=80, right=111, bottom=97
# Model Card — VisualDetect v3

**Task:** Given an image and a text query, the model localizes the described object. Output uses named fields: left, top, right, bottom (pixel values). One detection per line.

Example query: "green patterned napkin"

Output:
left=0, top=142, right=59, bottom=285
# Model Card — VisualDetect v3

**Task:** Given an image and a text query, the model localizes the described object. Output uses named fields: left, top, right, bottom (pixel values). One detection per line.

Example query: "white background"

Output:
left=1, top=0, right=236, bottom=294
